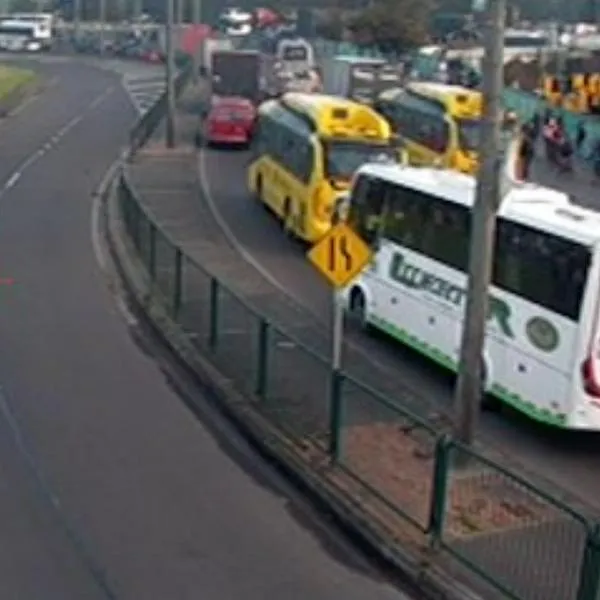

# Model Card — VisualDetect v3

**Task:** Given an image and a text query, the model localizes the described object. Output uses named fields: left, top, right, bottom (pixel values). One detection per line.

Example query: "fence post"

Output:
left=328, top=370, right=344, bottom=463
left=131, top=192, right=141, bottom=250
left=148, top=223, right=157, bottom=280
left=576, top=524, right=600, bottom=600
left=119, top=179, right=130, bottom=231
left=209, top=277, right=219, bottom=350
left=428, top=435, right=451, bottom=547
left=173, top=248, right=183, bottom=318
left=255, top=318, right=269, bottom=399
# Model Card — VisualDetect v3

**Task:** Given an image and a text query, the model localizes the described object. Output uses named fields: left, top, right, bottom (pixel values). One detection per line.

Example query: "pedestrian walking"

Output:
left=576, top=121, right=587, bottom=157
left=543, top=118, right=559, bottom=163
left=518, top=124, right=535, bottom=180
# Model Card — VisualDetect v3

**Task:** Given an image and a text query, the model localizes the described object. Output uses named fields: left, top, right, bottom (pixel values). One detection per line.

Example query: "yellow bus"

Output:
left=247, top=92, right=396, bottom=243
left=375, top=82, right=481, bottom=175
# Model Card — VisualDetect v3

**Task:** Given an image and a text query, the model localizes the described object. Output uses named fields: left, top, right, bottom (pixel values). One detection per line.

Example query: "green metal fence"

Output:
left=115, top=73, right=600, bottom=600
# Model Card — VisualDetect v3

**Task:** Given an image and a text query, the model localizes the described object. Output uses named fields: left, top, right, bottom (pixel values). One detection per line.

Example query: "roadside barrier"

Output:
left=112, top=69, right=600, bottom=600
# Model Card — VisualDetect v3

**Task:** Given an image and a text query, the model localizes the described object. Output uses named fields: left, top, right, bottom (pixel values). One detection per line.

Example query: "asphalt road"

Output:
left=197, top=143, right=600, bottom=512
left=0, top=61, right=415, bottom=598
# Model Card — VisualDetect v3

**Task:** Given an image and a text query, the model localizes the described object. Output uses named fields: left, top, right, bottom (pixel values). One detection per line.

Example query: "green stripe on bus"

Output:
left=369, top=315, right=567, bottom=428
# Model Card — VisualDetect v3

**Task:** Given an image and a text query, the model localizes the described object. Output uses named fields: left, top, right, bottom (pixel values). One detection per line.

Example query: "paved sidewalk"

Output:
left=530, top=145, right=598, bottom=209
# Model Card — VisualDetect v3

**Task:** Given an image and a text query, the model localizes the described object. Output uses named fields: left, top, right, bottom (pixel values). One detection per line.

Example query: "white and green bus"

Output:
left=343, top=162, right=600, bottom=429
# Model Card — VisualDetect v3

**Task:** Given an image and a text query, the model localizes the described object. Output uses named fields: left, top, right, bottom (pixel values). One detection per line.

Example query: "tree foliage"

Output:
left=347, top=0, right=434, bottom=52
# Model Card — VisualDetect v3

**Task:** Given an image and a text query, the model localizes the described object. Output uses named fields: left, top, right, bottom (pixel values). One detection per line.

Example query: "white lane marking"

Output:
left=0, top=87, right=114, bottom=200
left=197, top=149, right=399, bottom=376
left=4, top=172, right=20, bottom=190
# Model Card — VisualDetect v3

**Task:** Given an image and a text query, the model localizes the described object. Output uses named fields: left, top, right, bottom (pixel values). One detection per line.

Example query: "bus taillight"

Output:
left=581, top=357, right=600, bottom=398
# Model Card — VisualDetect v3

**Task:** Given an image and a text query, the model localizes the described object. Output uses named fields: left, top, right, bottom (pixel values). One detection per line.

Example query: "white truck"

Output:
left=321, top=55, right=403, bottom=105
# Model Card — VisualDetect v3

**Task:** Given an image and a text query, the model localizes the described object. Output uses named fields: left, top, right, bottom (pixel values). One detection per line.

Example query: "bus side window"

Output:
left=349, top=175, right=383, bottom=245
left=295, top=139, right=313, bottom=184
left=493, top=220, right=590, bottom=321
left=382, top=184, right=423, bottom=251
left=422, top=200, right=468, bottom=269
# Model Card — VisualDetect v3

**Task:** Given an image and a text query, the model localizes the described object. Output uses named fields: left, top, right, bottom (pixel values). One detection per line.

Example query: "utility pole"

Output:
left=73, top=0, right=81, bottom=41
left=192, top=0, right=202, bottom=82
left=453, top=0, right=506, bottom=447
left=98, top=0, right=106, bottom=57
left=177, top=0, right=184, bottom=24
left=133, top=0, right=143, bottom=20
left=165, top=0, right=176, bottom=148
left=192, top=0, right=201, bottom=23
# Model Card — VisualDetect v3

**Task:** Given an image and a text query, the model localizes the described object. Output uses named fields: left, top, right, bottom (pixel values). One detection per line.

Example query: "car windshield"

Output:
left=323, top=141, right=396, bottom=181
left=456, top=118, right=480, bottom=153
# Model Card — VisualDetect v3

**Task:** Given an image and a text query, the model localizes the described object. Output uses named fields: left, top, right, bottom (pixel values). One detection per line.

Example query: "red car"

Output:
left=202, top=96, right=256, bottom=147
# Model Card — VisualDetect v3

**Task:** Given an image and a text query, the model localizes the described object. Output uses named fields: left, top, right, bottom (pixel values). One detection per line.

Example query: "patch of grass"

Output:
left=0, top=65, right=36, bottom=101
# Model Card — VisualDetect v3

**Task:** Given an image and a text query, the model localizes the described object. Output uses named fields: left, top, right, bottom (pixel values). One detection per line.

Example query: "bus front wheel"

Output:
left=282, top=198, right=295, bottom=237
left=254, top=175, right=263, bottom=202
left=349, top=287, right=369, bottom=331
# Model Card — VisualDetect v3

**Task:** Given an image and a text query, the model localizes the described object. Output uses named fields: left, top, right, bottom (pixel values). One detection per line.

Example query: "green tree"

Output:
left=348, top=0, right=434, bottom=52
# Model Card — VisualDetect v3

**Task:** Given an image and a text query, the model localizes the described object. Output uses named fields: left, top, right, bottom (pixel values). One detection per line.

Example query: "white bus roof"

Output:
left=356, top=163, right=600, bottom=247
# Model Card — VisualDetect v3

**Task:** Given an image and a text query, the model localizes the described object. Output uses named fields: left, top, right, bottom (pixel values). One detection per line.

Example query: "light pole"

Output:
left=73, top=0, right=81, bottom=41
left=192, top=0, right=202, bottom=82
left=453, top=0, right=506, bottom=448
left=165, top=0, right=176, bottom=148
left=98, top=0, right=106, bottom=57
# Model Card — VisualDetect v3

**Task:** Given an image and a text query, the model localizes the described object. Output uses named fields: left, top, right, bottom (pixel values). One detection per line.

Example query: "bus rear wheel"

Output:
left=479, top=362, right=500, bottom=411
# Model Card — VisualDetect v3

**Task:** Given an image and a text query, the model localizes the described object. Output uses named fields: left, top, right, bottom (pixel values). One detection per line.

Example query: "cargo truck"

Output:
left=321, top=56, right=403, bottom=105
left=210, top=49, right=262, bottom=103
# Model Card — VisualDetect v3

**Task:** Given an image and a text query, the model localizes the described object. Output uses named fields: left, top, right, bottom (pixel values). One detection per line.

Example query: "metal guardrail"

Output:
left=114, top=58, right=600, bottom=600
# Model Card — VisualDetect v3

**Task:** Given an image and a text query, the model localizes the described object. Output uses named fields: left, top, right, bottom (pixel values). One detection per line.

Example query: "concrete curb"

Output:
left=100, top=169, right=489, bottom=600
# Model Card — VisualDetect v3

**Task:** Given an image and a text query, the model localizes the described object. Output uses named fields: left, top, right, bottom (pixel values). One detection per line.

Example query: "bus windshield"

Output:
left=0, top=24, right=34, bottom=36
left=323, top=141, right=395, bottom=181
left=456, top=118, right=480, bottom=153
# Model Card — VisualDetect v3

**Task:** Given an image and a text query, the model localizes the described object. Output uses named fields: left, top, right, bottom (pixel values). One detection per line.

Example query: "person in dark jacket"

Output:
left=576, top=121, right=586, bottom=157
left=518, top=124, right=535, bottom=180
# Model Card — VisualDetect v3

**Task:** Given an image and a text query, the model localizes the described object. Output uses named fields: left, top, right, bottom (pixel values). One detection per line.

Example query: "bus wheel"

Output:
left=480, top=362, right=500, bottom=412
left=282, top=198, right=295, bottom=238
left=255, top=175, right=263, bottom=202
left=349, top=287, right=369, bottom=331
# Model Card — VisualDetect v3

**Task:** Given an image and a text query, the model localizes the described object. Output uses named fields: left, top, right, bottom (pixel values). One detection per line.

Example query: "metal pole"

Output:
left=133, top=0, right=143, bottom=20
left=332, top=291, right=344, bottom=374
left=192, top=0, right=202, bottom=83
left=452, top=0, right=505, bottom=447
left=73, top=0, right=81, bottom=42
left=165, top=0, right=176, bottom=148
left=98, top=0, right=106, bottom=57
left=192, top=0, right=201, bottom=23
